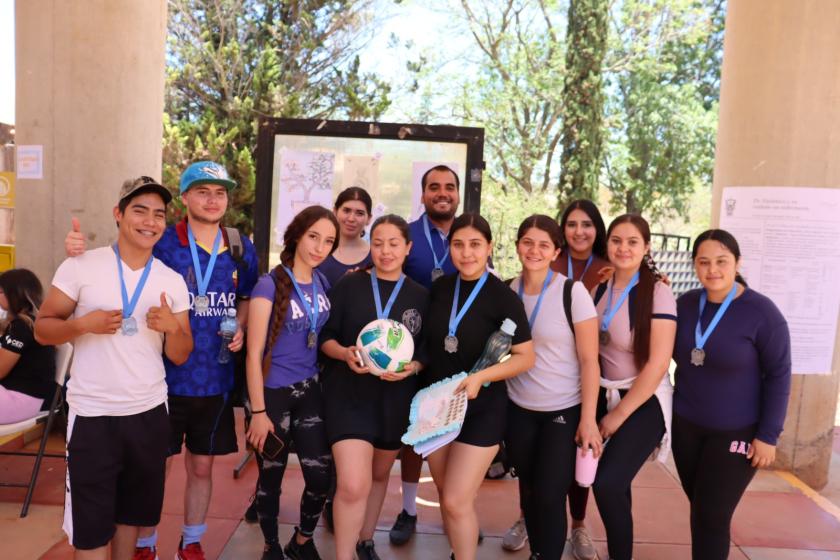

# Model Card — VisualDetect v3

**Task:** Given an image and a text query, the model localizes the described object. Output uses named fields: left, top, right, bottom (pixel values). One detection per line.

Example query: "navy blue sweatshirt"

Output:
left=673, top=287, right=792, bottom=445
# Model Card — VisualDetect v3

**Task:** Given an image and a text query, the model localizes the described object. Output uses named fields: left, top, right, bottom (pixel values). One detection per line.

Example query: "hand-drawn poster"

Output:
left=719, top=186, right=840, bottom=374
left=342, top=154, right=380, bottom=194
left=410, top=161, right=461, bottom=221
left=275, top=149, right=335, bottom=242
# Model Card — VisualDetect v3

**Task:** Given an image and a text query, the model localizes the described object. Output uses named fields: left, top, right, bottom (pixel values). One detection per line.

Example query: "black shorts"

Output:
left=64, top=403, right=169, bottom=550
left=324, top=368, right=419, bottom=451
left=455, top=382, right=507, bottom=447
left=168, top=393, right=238, bottom=456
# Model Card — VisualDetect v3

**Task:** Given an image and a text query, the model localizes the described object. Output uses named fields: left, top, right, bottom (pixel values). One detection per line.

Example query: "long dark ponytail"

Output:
left=263, top=206, right=338, bottom=374
left=607, top=214, right=663, bottom=370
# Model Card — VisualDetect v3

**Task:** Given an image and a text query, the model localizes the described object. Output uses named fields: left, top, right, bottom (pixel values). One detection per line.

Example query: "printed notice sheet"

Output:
left=719, top=187, right=840, bottom=374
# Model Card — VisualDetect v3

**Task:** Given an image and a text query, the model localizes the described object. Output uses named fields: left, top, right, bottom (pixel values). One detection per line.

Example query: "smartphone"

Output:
left=261, top=431, right=285, bottom=460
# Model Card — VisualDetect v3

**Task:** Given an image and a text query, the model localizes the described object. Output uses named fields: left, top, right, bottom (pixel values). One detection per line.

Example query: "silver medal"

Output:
left=444, top=335, right=459, bottom=353
left=194, top=294, right=210, bottom=313
left=599, top=329, right=611, bottom=346
left=307, top=331, right=317, bottom=349
left=690, top=347, right=706, bottom=366
left=431, top=268, right=445, bottom=282
left=121, top=316, right=138, bottom=336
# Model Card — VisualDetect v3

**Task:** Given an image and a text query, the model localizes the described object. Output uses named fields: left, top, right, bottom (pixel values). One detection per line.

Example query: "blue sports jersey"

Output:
left=153, top=219, right=259, bottom=396
left=404, top=214, right=456, bottom=289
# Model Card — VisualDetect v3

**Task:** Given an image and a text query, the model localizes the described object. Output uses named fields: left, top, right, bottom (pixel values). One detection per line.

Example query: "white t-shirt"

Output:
left=52, top=246, right=190, bottom=417
left=506, top=274, right=598, bottom=411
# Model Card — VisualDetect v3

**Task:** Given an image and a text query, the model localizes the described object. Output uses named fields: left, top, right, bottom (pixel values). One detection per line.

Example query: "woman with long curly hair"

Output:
left=245, top=205, right=339, bottom=560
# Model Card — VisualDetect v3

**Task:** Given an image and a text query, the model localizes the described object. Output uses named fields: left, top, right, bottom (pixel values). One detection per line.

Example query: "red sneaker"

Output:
left=175, top=542, right=206, bottom=560
left=133, top=547, right=159, bottom=560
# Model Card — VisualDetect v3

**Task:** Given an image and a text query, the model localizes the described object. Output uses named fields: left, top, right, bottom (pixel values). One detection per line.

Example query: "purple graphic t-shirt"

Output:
left=251, top=271, right=331, bottom=388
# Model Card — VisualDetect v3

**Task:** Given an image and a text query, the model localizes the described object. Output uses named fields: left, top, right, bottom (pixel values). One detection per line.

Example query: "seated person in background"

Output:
left=0, top=268, right=56, bottom=424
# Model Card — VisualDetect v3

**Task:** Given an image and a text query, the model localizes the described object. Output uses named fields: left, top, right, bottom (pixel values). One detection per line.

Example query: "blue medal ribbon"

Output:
left=113, top=244, right=154, bottom=320
left=422, top=214, right=450, bottom=272
left=187, top=225, right=222, bottom=299
left=449, top=270, right=490, bottom=338
left=517, top=269, right=554, bottom=329
left=281, top=265, right=319, bottom=341
left=567, top=253, right=593, bottom=281
left=600, top=271, right=640, bottom=332
left=695, top=284, right=738, bottom=351
left=371, top=269, right=406, bottom=320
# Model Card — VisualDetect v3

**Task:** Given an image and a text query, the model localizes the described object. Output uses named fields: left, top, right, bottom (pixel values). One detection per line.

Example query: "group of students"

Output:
left=13, top=160, right=789, bottom=560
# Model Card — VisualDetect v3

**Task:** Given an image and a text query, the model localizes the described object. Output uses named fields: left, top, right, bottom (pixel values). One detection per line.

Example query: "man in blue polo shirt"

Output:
left=389, top=164, right=460, bottom=545
left=65, top=162, right=259, bottom=560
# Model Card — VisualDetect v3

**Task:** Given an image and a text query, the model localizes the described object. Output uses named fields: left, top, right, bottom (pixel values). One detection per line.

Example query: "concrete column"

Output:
left=712, top=0, right=840, bottom=488
left=15, top=0, right=168, bottom=283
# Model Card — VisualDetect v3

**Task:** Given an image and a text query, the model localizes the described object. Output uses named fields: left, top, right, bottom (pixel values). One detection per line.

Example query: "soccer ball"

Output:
left=355, top=318, right=415, bottom=376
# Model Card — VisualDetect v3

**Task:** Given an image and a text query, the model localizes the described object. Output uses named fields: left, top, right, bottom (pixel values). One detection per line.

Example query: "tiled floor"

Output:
left=2, top=417, right=840, bottom=559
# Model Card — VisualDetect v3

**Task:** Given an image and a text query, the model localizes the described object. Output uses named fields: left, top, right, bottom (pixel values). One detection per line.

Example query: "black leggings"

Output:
left=256, top=378, right=332, bottom=543
left=505, top=401, right=580, bottom=559
left=672, top=414, right=757, bottom=560
left=592, top=390, right=665, bottom=560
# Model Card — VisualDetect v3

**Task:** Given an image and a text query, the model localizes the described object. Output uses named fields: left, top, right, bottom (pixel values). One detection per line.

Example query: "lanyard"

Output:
left=600, top=272, right=639, bottom=332
left=695, top=284, right=738, bottom=350
left=517, top=270, right=554, bottom=329
left=281, top=265, right=319, bottom=337
left=371, top=269, right=406, bottom=320
left=187, top=225, right=222, bottom=297
left=113, top=244, right=154, bottom=319
left=448, top=270, right=489, bottom=337
left=567, top=253, right=593, bottom=281
left=422, top=214, right=450, bottom=270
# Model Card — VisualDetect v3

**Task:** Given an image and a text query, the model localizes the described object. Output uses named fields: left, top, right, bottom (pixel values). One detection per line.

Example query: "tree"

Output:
left=162, top=0, right=392, bottom=232
left=602, top=0, right=723, bottom=219
left=558, top=0, right=608, bottom=206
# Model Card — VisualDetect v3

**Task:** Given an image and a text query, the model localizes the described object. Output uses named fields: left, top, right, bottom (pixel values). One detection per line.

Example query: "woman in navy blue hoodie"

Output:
left=672, top=229, right=791, bottom=560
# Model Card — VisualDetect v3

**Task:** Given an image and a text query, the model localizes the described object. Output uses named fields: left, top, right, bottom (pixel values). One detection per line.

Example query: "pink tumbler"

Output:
left=575, top=446, right=600, bottom=488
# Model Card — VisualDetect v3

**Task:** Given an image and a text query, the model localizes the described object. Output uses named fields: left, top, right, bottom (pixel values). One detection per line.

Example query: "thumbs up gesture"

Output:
left=65, top=217, right=87, bottom=257
left=147, top=292, right=177, bottom=334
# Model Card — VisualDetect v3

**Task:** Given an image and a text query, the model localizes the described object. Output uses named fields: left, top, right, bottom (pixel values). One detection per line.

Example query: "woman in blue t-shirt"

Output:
left=0, top=269, right=56, bottom=424
left=245, top=205, right=339, bottom=560
left=317, top=187, right=373, bottom=287
left=320, top=214, right=429, bottom=560
left=672, top=229, right=791, bottom=560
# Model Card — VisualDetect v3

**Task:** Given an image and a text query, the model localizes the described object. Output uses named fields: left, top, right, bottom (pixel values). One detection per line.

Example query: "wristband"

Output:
left=251, top=409, right=266, bottom=415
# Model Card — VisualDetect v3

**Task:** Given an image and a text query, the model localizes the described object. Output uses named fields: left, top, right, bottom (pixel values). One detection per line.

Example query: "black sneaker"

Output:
left=355, top=540, right=381, bottom=560
left=388, top=509, right=418, bottom=545
left=244, top=494, right=258, bottom=523
left=322, top=499, right=334, bottom=533
left=261, top=541, right=285, bottom=560
left=284, top=527, right=321, bottom=560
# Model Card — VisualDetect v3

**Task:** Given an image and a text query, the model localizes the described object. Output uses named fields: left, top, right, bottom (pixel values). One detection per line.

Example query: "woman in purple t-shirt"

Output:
left=245, top=205, right=339, bottom=560
left=592, top=214, right=677, bottom=560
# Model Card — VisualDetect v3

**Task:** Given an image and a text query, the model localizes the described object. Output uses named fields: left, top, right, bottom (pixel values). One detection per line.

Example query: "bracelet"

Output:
left=251, top=409, right=266, bottom=415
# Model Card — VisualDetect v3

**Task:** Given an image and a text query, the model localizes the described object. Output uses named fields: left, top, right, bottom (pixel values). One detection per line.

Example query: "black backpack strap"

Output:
left=224, top=227, right=244, bottom=265
left=564, top=279, right=575, bottom=336
left=593, top=281, right=608, bottom=306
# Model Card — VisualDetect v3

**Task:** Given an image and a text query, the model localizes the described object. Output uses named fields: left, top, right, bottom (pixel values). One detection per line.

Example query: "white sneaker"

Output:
left=502, top=516, right=528, bottom=551
left=570, top=527, right=597, bottom=560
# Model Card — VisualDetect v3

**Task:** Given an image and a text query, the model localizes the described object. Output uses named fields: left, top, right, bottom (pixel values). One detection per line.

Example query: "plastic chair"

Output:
left=0, top=342, right=73, bottom=517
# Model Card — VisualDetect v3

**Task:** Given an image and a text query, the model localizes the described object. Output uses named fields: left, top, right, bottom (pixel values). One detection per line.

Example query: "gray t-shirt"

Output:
left=506, top=274, right=597, bottom=411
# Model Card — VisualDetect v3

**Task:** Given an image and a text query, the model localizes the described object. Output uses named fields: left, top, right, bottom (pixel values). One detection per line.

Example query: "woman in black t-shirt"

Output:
left=0, top=269, right=56, bottom=424
left=320, top=215, right=429, bottom=560
left=424, top=213, right=535, bottom=560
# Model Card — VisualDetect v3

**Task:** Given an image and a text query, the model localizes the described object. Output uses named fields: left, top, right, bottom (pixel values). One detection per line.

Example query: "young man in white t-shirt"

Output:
left=35, top=177, right=193, bottom=560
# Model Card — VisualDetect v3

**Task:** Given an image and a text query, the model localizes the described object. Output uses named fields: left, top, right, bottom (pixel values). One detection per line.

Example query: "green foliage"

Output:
left=162, top=0, right=392, bottom=232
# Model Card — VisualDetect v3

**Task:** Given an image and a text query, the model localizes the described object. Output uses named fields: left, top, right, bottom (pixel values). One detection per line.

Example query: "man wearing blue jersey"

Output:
left=65, top=162, right=259, bottom=560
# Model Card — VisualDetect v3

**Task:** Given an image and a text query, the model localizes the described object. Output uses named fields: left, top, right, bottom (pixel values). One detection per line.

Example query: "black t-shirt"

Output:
left=1, top=318, right=57, bottom=401
left=320, top=270, right=430, bottom=375
left=425, top=273, right=531, bottom=409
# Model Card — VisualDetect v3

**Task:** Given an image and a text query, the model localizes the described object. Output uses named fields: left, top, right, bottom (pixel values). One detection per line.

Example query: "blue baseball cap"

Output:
left=179, top=161, right=237, bottom=194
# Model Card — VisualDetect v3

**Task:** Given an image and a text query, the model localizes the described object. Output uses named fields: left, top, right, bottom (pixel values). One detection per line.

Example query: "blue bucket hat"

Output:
left=179, top=161, right=237, bottom=194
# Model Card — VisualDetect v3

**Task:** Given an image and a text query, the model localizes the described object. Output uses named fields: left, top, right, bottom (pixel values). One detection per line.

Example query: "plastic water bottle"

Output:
left=218, top=308, right=238, bottom=364
left=470, top=318, right=517, bottom=386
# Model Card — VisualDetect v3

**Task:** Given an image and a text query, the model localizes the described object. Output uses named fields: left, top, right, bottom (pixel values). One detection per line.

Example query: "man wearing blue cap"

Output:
left=65, top=162, right=259, bottom=560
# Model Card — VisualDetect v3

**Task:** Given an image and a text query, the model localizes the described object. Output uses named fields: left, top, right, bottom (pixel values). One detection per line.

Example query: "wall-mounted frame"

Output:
left=254, top=118, right=485, bottom=271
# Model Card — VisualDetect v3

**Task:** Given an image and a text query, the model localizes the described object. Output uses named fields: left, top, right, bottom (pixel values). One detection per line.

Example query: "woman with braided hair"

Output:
left=245, top=205, right=339, bottom=560
left=590, top=214, right=677, bottom=560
